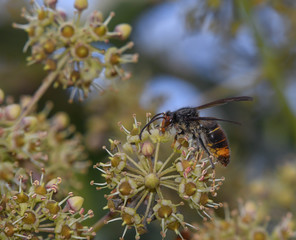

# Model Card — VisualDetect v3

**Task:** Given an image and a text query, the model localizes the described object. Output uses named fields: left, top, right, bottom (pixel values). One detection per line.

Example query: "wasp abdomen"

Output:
left=203, top=122, right=230, bottom=166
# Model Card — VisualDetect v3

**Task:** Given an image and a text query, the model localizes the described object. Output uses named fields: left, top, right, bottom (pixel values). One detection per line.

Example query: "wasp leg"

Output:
left=198, top=136, right=215, bottom=169
left=171, top=130, right=185, bottom=148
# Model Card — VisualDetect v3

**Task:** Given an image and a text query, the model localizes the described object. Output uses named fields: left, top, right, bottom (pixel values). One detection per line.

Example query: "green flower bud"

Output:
left=74, top=0, right=88, bottom=11
left=66, top=196, right=84, bottom=212
left=5, top=104, right=21, bottom=121
left=0, top=88, right=4, bottom=104
left=115, top=23, right=132, bottom=40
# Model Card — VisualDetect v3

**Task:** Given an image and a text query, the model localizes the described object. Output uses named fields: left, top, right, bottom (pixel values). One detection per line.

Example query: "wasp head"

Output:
left=160, top=111, right=173, bottom=133
left=139, top=111, right=173, bottom=140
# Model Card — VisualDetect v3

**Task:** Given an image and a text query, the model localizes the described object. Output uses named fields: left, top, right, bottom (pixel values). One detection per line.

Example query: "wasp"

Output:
left=139, top=96, right=253, bottom=168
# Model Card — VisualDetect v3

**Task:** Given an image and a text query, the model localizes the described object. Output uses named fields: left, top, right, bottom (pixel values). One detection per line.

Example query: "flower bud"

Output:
left=46, top=177, right=61, bottom=192
left=11, top=132, right=25, bottom=148
left=20, top=96, right=32, bottom=109
left=4, top=104, right=21, bottom=121
left=141, top=141, right=155, bottom=157
left=0, top=88, right=4, bottom=104
left=74, top=0, right=88, bottom=11
left=122, top=142, right=134, bottom=153
left=52, top=112, right=69, bottom=130
left=66, top=196, right=84, bottom=212
left=21, top=116, right=37, bottom=131
left=115, top=23, right=132, bottom=40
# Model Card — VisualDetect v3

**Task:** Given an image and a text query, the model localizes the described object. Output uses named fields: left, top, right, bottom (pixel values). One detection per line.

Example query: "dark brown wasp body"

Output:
left=139, top=96, right=253, bottom=167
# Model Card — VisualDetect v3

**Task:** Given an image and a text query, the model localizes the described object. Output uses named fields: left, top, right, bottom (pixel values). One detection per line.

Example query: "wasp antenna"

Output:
left=139, top=114, right=165, bottom=140
left=195, top=96, right=253, bottom=110
left=149, top=112, right=165, bottom=122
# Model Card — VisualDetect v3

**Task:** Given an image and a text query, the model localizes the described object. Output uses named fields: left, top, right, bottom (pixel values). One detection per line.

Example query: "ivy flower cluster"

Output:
left=92, top=114, right=224, bottom=239
left=193, top=201, right=296, bottom=240
left=0, top=169, right=94, bottom=239
left=249, top=159, right=296, bottom=214
left=0, top=88, right=90, bottom=191
left=13, top=0, right=138, bottom=101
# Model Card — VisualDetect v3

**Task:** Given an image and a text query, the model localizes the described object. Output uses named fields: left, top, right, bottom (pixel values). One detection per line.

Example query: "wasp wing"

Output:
left=195, top=96, right=253, bottom=110
left=189, top=117, right=241, bottom=125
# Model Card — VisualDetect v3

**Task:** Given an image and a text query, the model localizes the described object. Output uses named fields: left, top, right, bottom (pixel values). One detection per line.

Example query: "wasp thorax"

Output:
left=144, top=173, right=159, bottom=190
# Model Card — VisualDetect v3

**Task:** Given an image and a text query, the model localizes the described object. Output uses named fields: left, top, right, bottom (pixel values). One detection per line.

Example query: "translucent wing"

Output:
left=189, top=116, right=241, bottom=125
left=195, top=96, right=253, bottom=110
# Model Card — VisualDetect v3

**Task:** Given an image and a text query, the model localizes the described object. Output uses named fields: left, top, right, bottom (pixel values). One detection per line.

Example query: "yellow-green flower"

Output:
left=93, top=114, right=224, bottom=239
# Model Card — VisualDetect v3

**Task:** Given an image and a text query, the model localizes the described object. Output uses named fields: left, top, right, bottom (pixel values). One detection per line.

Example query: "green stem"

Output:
left=92, top=211, right=118, bottom=233
left=238, top=0, right=296, bottom=142
left=15, top=54, right=69, bottom=126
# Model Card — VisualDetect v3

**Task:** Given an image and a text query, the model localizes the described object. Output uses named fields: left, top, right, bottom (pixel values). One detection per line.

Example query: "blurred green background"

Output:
left=1, top=0, right=296, bottom=239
